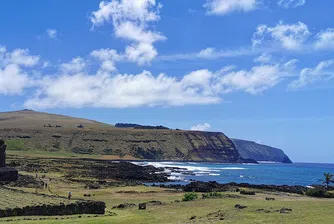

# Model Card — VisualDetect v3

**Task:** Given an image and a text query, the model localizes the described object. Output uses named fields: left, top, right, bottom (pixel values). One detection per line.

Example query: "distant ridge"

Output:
left=232, top=138, right=292, bottom=163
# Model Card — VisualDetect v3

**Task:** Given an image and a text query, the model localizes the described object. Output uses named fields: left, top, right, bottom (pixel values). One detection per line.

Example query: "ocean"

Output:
left=133, top=162, right=334, bottom=186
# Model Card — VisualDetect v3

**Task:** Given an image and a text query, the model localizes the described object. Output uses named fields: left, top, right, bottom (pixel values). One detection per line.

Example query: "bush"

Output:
left=240, top=190, right=256, bottom=195
left=324, top=191, right=334, bottom=198
left=202, top=192, right=223, bottom=199
left=182, top=192, right=198, bottom=201
left=306, top=187, right=328, bottom=198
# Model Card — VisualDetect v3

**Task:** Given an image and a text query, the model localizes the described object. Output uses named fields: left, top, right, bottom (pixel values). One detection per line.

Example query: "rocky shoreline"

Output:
left=155, top=181, right=312, bottom=195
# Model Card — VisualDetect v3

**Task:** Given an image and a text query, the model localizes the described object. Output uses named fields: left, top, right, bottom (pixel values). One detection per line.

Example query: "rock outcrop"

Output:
left=232, top=139, right=292, bottom=163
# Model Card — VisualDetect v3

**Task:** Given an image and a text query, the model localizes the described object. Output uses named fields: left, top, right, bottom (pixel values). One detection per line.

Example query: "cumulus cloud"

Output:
left=0, top=64, right=30, bottom=95
left=190, top=123, right=211, bottom=131
left=277, top=0, right=306, bottom=8
left=90, top=48, right=122, bottom=72
left=0, top=46, right=40, bottom=95
left=24, top=59, right=296, bottom=109
left=0, top=47, right=40, bottom=67
left=46, top=29, right=58, bottom=39
left=252, top=21, right=311, bottom=50
left=204, top=0, right=258, bottom=15
left=24, top=70, right=221, bottom=109
left=289, top=60, right=334, bottom=89
left=60, top=57, right=86, bottom=73
left=314, top=29, right=334, bottom=50
left=218, top=65, right=283, bottom=94
left=90, top=0, right=164, bottom=65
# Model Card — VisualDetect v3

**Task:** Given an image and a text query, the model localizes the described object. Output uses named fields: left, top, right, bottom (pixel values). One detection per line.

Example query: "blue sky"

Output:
left=0, top=0, right=333, bottom=163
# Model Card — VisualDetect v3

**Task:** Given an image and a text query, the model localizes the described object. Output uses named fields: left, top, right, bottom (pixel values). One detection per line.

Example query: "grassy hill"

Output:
left=0, top=110, right=113, bottom=130
left=0, top=110, right=247, bottom=163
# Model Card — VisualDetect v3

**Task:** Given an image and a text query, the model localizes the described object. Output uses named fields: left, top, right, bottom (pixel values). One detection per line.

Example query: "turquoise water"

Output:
left=134, top=162, right=334, bottom=186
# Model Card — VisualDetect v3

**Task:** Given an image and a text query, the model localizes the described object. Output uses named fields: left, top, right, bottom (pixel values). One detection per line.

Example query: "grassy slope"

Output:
left=2, top=186, right=334, bottom=224
left=0, top=110, right=113, bottom=130
left=1, top=110, right=238, bottom=162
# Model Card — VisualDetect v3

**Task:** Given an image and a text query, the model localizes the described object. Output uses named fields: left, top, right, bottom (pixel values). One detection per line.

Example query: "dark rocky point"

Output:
left=0, top=139, right=18, bottom=181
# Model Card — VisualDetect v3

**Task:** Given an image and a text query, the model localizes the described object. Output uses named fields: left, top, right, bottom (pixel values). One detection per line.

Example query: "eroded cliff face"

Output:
left=0, top=128, right=248, bottom=163
left=232, top=139, right=292, bottom=163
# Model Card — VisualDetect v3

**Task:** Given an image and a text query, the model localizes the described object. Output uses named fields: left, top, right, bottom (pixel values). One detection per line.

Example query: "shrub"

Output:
left=306, top=187, right=327, bottom=198
left=324, top=191, right=334, bottom=198
left=202, top=192, right=223, bottom=199
left=240, top=190, right=256, bottom=195
left=182, top=192, right=198, bottom=201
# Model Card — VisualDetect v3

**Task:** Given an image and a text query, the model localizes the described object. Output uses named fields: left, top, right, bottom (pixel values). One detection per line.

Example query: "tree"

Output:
left=321, top=173, right=334, bottom=189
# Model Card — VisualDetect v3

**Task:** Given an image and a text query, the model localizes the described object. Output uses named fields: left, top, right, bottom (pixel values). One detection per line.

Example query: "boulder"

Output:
left=138, top=203, right=146, bottom=210
left=234, top=204, right=248, bottom=209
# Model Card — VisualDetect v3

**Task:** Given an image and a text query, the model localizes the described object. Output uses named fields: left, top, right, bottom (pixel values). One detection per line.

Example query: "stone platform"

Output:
left=0, top=167, right=18, bottom=181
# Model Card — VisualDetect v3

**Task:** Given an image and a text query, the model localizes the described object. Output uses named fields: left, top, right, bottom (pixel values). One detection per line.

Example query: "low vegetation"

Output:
left=182, top=192, right=198, bottom=201
left=202, top=192, right=223, bottom=199
left=5, top=139, right=26, bottom=151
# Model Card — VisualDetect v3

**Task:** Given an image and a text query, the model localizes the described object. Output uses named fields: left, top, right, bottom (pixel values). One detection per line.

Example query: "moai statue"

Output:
left=0, top=139, right=6, bottom=167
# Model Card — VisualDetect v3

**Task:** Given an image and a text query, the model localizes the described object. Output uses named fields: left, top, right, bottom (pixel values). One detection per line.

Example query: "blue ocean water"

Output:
left=133, top=162, right=334, bottom=186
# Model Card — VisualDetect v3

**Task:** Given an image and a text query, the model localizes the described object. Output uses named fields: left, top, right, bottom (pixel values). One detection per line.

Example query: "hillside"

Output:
left=0, top=110, right=113, bottom=129
left=0, top=110, right=251, bottom=163
left=232, top=139, right=292, bottom=163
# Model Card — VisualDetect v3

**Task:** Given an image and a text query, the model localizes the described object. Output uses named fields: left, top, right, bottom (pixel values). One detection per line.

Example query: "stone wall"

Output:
left=0, top=201, right=105, bottom=218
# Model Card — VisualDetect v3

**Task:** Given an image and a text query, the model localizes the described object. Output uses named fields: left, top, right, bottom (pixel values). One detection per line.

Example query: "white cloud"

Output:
left=90, top=0, right=160, bottom=26
left=204, top=0, right=258, bottom=15
left=218, top=65, right=282, bottom=94
left=314, top=29, right=334, bottom=50
left=90, top=48, right=122, bottom=71
left=190, top=123, right=211, bottom=131
left=254, top=53, right=272, bottom=63
left=0, top=64, right=30, bottom=95
left=24, top=59, right=296, bottom=109
left=160, top=47, right=255, bottom=61
left=114, top=21, right=165, bottom=44
left=46, top=29, right=58, bottom=39
left=24, top=69, right=221, bottom=109
left=197, top=47, right=217, bottom=59
left=90, top=0, right=164, bottom=65
left=125, top=42, right=158, bottom=65
left=277, top=0, right=306, bottom=8
left=0, top=47, right=40, bottom=95
left=289, top=60, right=334, bottom=89
left=90, top=48, right=121, bottom=61
left=60, top=57, right=86, bottom=73
left=252, top=21, right=311, bottom=50
left=0, top=47, right=40, bottom=67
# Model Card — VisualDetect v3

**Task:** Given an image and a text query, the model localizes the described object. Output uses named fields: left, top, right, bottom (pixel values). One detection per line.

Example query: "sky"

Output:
left=0, top=0, right=333, bottom=163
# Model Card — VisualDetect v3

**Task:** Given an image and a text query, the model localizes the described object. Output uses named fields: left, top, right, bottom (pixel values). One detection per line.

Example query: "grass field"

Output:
left=1, top=152, right=334, bottom=223
left=1, top=186, right=334, bottom=224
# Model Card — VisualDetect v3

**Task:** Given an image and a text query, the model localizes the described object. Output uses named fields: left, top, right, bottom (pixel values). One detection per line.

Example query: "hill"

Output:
left=232, top=139, right=292, bottom=163
left=0, top=110, right=113, bottom=129
left=0, top=110, right=252, bottom=163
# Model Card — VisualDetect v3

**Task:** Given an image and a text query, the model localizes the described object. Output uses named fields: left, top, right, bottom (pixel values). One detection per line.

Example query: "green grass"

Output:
left=2, top=192, right=334, bottom=224
left=5, top=139, right=26, bottom=151
left=0, top=188, right=74, bottom=209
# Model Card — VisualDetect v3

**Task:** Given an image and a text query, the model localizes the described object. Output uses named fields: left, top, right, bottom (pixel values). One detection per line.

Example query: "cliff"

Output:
left=0, top=110, right=252, bottom=163
left=232, top=139, right=292, bottom=163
